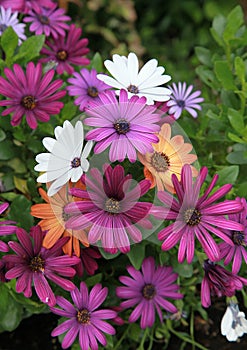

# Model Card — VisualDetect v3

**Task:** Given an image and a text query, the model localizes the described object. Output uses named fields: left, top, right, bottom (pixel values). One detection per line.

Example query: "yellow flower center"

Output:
left=183, top=208, right=201, bottom=226
left=151, top=151, right=170, bottom=172
left=77, top=309, right=90, bottom=324
left=87, top=86, right=99, bottom=97
left=56, top=50, right=68, bottom=61
left=105, top=198, right=121, bottom=214
left=29, top=256, right=45, bottom=272
left=21, top=95, right=36, bottom=110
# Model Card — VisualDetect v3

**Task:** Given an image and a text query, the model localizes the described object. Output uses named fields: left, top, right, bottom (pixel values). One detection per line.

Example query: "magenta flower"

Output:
left=67, top=68, right=112, bottom=111
left=40, top=24, right=90, bottom=75
left=201, top=259, right=247, bottom=308
left=75, top=246, right=102, bottom=277
left=84, top=89, right=161, bottom=163
left=0, top=0, right=54, bottom=13
left=50, top=281, right=117, bottom=350
left=167, top=82, right=204, bottom=119
left=4, top=226, right=80, bottom=306
left=23, top=2, right=70, bottom=39
left=219, top=197, right=247, bottom=274
left=65, top=164, right=153, bottom=254
left=116, top=256, right=183, bottom=329
left=153, top=164, right=244, bottom=264
left=0, top=202, right=16, bottom=236
left=0, top=62, right=66, bottom=129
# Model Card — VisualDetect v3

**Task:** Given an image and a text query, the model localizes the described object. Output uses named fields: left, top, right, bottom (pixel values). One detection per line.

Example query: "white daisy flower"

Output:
left=97, top=52, right=171, bottom=105
left=0, top=6, right=26, bottom=44
left=221, top=302, right=247, bottom=342
left=35, top=120, right=93, bottom=197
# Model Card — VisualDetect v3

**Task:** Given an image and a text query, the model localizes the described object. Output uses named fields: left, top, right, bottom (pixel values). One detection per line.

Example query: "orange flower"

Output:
left=138, top=123, right=198, bottom=193
left=31, top=183, right=89, bottom=257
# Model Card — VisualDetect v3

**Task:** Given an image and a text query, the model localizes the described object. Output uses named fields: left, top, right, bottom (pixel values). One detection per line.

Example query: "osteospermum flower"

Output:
left=65, top=164, right=153, bottom=254
left=221, top=302, right=247, bottom=342
left=0, top=6, right=26, bottom=44
left=0, top=202, right=16, bottom=235
left=219, top=197, right=247, bottom=274
left=67, top=68, right=112, bottom=111
left=75, top=247, right=101, bottom=277
left=138, top=123, right=198, bottom=192
left=23, top=2, right=70, bottom=39
left=35, top=120, right=93, bottom=196
left=116, top=256, right=183, bottom=329
left=40, top=24, right=90, bottom=75
left=201, top=260, right=247, bottom=308
left=4, top=226, right=80, bottom=306
left=50, top=281, right=117, bottom=349
left=167, top=82, right=204, bottom=119
left=153, top=164, right=244, bottom=264
left=0, top=62, right=66, bottom=129
left=84, top=89, right=161, bottom=163
left=30, top=185, right=89, bottom=257
left=97, top=52, right=171, bottom=105
left=0, top=0, right=54, bottom=13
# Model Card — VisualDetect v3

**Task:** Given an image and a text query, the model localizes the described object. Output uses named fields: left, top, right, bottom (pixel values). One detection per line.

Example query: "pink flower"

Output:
left=50, top=282, right=117, bottom=349
left=75, top=246, right=102, bottom=277
left=23, top=2, right=70, bottom=38
left=201, top=259, right=247, bottom=308
left=0, top=62, right=66, bottom=129
left=153, top=164, right=244, bottom=264
left=0, top=0, right=54, bottom=14
left=4, top=226, right=80, bottom=306
left=0, top=202, right=16, bottom=237
left=40, top=24, right=90, bottom=75
left=116, top=256, right=183, bottom=329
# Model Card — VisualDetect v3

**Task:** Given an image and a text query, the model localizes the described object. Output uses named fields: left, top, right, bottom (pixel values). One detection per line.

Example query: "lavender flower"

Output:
left=84, top=89, right=161, bottom=163
left=153, top=164, right=244, bottom=264
left=0, top=202, right=16, bottom=236
left=201, top=260, right=247, bottom=308
left=219, top=197, right=247, bottom=274
left=167, top=82, right=204, bottom=119
left=0, top=6, right=26, bottom=44
left=4, top=226, right=80, bottom=306
left=50, top=281, right=117, bottom=349
left=221, top=301, right=247, bottom=341
left=67, top=68, right=112, bottom=111
left=116, top=256, right=183, bottom=329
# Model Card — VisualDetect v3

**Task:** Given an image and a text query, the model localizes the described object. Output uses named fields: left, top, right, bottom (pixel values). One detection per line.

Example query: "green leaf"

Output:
left=228, top=132, right=245, bottom=144
left=85, top=273, right=102, bottom=287
left=214, top=61, right=236, bottom=90
left=216, top=166, right=239, bottom=185
left=195, top=66, right=219, bottom=90
left=0, top=284, right=23, bottom=331
left=0, top=140, right=18, bottom=160
left=237, top=182, right=247, bottom=197
left=127, top=243, right=146, bottom=270
left=0, top=27, right=18, bottom=64
left=228, top=108, right=245, bottom=134
left=223, top=5, right=244, bottom=42
left=14, top=35, right=45, bottom=64
left=8, top=195, right=34, bottom=230
left=0, top=128, right=6, bottom=141
left=235, top=56, right=246, bottom=84
left=99, top=248, right=121, bottom=260
left=226, top=151, right=247, bottom=164
left=173, top=260, right=193, bottom=278
left=210, top=14, right=226, bottom=47
left=195, top=47, right=212, bottom=67
left=90, top=52, right=103, bottom=72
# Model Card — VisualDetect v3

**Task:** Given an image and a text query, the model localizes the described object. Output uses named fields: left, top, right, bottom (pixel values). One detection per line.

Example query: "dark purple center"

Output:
left=71, top=157, right=81, bottom=168
left=77, top=309, right=90, bottom=324
left=232, top=231, right=246, bottom=246
left=29, top=256, right=45, bottom=272
left=127, top=84, right=139, bottom=94
left=87, top=86, right=99, bottom=97
left=184, top=208, right=201, bottom=226
left=142, top=284, right=156, bottom=300
left=21, top=95, right=36, bottom=110
left=56, top=50, right=68, bottom=61
left=114, top=119, right=130, bottom=135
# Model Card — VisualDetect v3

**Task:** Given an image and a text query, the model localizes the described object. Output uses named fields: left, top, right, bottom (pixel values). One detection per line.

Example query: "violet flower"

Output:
left=153, top=164, right=244, bottom=264
left=116, top=256, right=183, bottom=329
left=4, top=226, right=80, bottom=306
left=0, top=202, right=16, bottom=236
left=75, top=246, right=102, bottom=277
left=201, top=260, right=247, bottom=308
left=50, top=281, right=117, bottom=349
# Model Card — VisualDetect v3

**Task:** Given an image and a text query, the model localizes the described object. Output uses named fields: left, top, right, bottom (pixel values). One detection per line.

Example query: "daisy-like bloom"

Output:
left=219, top=197, right=247, bottom=274
left=221, top=301, right=247, bottom=342
left=97, top=52, right=171, bottom=105
left=75, top=247, right=101, bottom=277
left=30, top=185, right=89, bottom=257
left=116, top=256, right=183, bottom=329
left=0, top=62, right=66, bottom=129
left=50, top=281, right=117, bottom=349
left=138, top=123, right=198, bottom=193
left=67, top=68, right=112, bottom=111
left=34, top=120, right=93, bottom=197
left=201, top=260, right=247, bottom=308
left=23, top=2, right=70, bottom=39
left=84, top=89, right=161, bottom=163
left=0, top=0, right=54, bottom=13
left=152, top=164, right=244, bottom=264
left=0, top=202, right=16, bottom=236
left=65, top=164, right=153, bottom=254
left=167, top=82, right=204, bottom=119
left=40, top=24, right=90, bottom=75
left=4, top=226, right=80, bottom=306
left=0, top=6, right=26, bottom=44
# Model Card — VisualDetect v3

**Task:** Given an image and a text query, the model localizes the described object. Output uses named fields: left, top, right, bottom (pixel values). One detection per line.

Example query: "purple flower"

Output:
left=67, top=68, right=112, bottom=111
left=167, top=82, right=204, bottom=119
left=23, top=2, right=70, bottom=39
left=65, top=164, right=153, bottom=254
left=153, top=164, right=244, bottom=264
left=0, top=202, right=16, bottom=236
left=219, top=197, right=247, bottom=274
left=0, top=62, right=66, bottom=129
left=0, top=0, right=54, bottom=14
left=75, top=246, right=102, bottom=277
left=40, top=24, right=90, bottom=75
left=4, top=226, right=80, bottom=306
left=201, top=259, right=247, bottom=308
left=84, top=89, right=161, bottom=163
left=50, top=281, right=117, bottom=350
left=116, top=256, right=183, bottom=329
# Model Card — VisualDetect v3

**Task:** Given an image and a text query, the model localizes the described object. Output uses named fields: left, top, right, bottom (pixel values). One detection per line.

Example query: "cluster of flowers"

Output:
left=0, top=0, right=247, bottom=348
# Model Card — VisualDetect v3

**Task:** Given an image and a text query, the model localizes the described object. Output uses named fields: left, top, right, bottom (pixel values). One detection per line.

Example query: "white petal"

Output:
left=127, top=52, right=139, bottom=83
left=80, top=158, right=90, bottom=172
left=54, top=125, right=64, bottom=139
left=96, top=74, right=126, bottom=89
left=138, top=73, right=171, bottom=89
left=47, top=172, right=71, bottom=196
left=136, top=58, right=158, bottom=86
left=81, top=140, right=94, bottom=158
left=35, top=154, right=69, bottom=171
left=104, top=55, right=130, bottom=86
left=70, top=167, right=83, bottom=182
left=221, top=307, right=233, bottom=336
left=42, top=137, right=56, bottom=152
left=36, top=167, right=70, bottom=183
left=226, top=328, right=238, bottom=342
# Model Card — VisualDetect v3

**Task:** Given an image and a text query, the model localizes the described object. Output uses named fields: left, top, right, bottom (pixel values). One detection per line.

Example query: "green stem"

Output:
left=137, top=328, right=149, bottom=350
left=190, top=309, right=195, bottom=350
left=114, top=324, right=131, bottom=350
